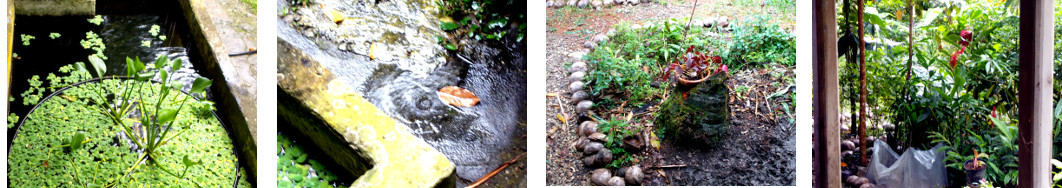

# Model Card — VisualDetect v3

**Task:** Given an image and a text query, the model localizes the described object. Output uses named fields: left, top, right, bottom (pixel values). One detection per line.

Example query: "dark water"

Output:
left=9, top=14, right=211, bottom=135
left=278, top=0, right=528, bottom=185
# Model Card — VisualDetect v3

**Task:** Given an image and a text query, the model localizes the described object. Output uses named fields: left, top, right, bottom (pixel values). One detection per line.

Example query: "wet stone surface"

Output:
left=281, top=0, right=448, bottom=78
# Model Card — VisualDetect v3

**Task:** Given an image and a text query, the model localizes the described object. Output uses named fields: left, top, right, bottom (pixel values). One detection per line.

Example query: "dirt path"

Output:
left=545, top=0, right=795, bottom=185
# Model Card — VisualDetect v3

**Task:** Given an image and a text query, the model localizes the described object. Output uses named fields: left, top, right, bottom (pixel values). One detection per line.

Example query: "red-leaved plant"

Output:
left=661, top=45, right=728, bottom=81
left=950, top=29, right=973, bottom=68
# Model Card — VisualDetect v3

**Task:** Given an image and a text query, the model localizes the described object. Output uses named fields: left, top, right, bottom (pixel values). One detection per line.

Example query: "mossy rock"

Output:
left=655, top=74, right=730, bottom=147
left=8, top=80, right=244, bottom=187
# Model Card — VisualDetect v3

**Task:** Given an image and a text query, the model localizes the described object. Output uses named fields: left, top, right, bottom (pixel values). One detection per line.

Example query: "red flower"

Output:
left=950, top=46, right=966, bottom=68
left=992, top=106, right=998, bottom=118
left=961, top=29, right=973, bottom=41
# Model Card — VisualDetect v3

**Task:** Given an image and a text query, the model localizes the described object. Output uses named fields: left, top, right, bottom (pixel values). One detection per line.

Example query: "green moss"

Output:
left=655, top=75, right=730, bottom=147
left=8, top=80, right=243, bottom=187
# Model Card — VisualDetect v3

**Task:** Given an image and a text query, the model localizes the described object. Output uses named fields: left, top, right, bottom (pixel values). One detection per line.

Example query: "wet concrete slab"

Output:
left=177, top=0, right=258, bottom=179
left=279, top=39, right=457, bottom=187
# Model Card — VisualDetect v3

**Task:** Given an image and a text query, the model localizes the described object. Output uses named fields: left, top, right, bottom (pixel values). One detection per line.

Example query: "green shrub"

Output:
left=727, top=14, right=796, bottom=68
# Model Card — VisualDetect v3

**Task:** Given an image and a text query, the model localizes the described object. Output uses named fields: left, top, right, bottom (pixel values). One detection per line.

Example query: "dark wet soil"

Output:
left=643, top=65, right=795, bottom=186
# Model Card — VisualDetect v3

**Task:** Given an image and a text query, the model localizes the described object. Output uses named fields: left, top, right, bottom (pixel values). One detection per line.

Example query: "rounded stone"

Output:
left=594, top=34, right=608, bottom=43
left=602, top=0, right=613, bottom=6
left=583, top=41, right=596, bottom=49
left=588, top=133, right=607, bottom=142
left=567, top=0, right=578, bottom=6
left=577, top=0, right=589, bottom=7
left=572, top=91, right=589, bottom=102
left=569, top=81, right=585, bottom=92
left=718, top=17, right=730, bottom=28
left=546, top=0, right=553, bottom=7
left=591, top=0, right=602, bottom=7
left=842, top=140, right=856, bottom=151
left=576, top=100, right=593, bottom=114
left=583, top=141, right=604, bottom=155
left=570, top=62, right=588, bottom=72
left=691, top=20, right=703, bottom=28
left=591, top=169, right=612, bottom=185
left=580, top=121, right=598, bottom=136
left=569, top=71, right=585, bottom=83
left=625, top=165, right=643, bottom=185
left=608, top=176, right=626, bottom=186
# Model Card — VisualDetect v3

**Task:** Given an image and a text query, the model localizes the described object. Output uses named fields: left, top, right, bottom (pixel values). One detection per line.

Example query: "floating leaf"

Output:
left=437, top=86, right=480, bottom=107
left=190, top=77, right=213, bottom=94
left=68, top=132, right=86, bottom=150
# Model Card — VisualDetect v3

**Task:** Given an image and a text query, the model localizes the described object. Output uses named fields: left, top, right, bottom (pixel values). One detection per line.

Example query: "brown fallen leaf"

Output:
left=546, top=92, right=558, bottom=97
left=438, top=86, right=481, bottom=107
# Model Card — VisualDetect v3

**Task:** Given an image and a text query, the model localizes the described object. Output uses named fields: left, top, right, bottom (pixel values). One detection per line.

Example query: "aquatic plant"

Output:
left=20, top=34, right=35, bottom=46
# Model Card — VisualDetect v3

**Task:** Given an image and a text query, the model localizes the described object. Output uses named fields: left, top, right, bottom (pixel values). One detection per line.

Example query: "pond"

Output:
left=277, top=0, right=528, bottom=186
left=7, top=1, right=252, bottom=187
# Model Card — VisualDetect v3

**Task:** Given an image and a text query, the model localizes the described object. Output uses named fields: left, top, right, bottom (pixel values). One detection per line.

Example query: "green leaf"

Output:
left=160, top=69, right=169, bottom=82
left=125, top=57, right=136, bottom=77
left=444, top=43, right=457, bottom=51
left=154, top=55, right=169, bottom=69
left=440, top=21, right=460, bottom=31
left=68, top=132, right=86, bottom=150
left=158, top=108, right=178, bottom=124
left=87, top=55, right=106, bottom=77
left=136, top=72, right=155, bottom=81
left=190, top=77, right=213, bottom=94
left=74, top=62, right=88, bottom=74
left=171, top=58, right=183, bottom=72
left=182, top=155, right=201, bottom=167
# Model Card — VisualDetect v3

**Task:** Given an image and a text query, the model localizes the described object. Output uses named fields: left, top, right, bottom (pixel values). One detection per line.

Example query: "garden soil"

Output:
left=545, top=0, right=795, bottom=185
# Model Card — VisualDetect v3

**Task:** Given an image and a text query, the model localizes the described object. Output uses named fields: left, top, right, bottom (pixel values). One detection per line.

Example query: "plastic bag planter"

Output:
left=656, top=73, right=730, bottom=147
left=866, top=139, right=948, bottom=187
left=8, top=78, right=242, bottom=187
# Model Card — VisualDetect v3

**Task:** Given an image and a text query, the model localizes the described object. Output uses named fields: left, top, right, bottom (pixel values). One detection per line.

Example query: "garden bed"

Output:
left=545, top=1, right=795, bottom=185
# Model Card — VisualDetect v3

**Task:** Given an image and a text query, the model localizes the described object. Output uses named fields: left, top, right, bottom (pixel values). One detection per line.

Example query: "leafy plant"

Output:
left=661, top=45, right=727, bottom=81
left=20, top=34, right=35, bottom=46
left=597, top=117, right=641, bottom=169
left=726, top=14, right=796, bottom=68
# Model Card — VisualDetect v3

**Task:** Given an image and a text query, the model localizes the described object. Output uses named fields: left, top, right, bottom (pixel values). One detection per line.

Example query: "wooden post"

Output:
left=813, top=0, right=841, bottom=187
left=1017, top=1, right=1053, bottom=187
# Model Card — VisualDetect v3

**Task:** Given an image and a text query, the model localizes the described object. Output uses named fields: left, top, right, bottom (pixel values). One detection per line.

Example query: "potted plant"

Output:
left=964, top=149, right=988, bottom=185
left=661, top=45, right=728, bottom=98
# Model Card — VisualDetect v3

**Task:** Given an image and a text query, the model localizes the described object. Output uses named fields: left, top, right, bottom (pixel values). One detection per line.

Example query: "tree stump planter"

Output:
left=656, top=73, right=729, bottom=147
